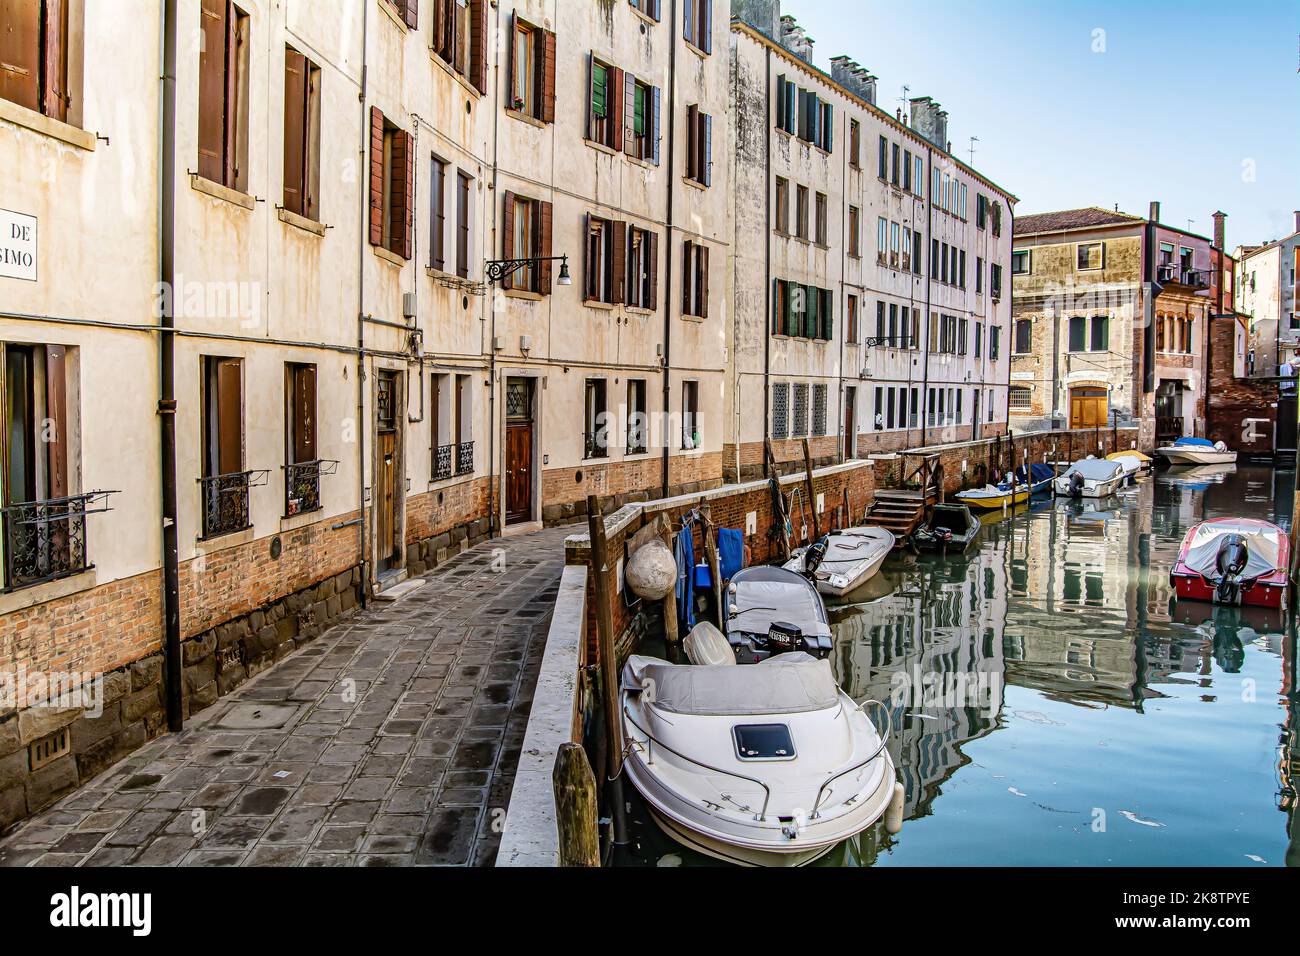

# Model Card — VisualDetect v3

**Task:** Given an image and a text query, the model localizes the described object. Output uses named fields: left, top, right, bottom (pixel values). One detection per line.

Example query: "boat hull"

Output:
left=1155, top=448, right=1238, bottom=466
left=1170, top=570, right=1287, bottom=609
left=1170, top=518, right=1290, bottom=610
left=1053, top=476, right=1124, bottom=498
left=955, top=477, right=1052, bottom=511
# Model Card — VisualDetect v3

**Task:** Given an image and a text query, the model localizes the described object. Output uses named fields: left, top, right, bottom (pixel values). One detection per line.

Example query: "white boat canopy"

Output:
left=1064, top=459, right=1124, bottom=481
left=1183, top=522, right=1281, bottom=580
left=624, top=653, right=840, bottom=717
left=729, top=580, right=832, bottom=638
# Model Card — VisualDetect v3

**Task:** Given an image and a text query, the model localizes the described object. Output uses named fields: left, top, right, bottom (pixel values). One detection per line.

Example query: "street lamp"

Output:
left=484, top=254, right=571, bottom=286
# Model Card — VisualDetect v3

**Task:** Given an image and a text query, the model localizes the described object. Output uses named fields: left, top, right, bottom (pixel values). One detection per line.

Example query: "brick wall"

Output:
left=542, top=452, right=724, bottom=524
left=1205, top=316, right=1278, bottom=455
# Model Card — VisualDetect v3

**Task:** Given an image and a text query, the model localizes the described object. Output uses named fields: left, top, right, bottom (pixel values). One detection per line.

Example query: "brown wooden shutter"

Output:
left=197, top=0, right=228, bottom=182
left=42, top=0, right=68, bottom=121
left=538, top=200, right=554, bottom=295
left=304, top=65, right=319, bottom=220
left=699, top=246, right=710, bottom=319
left=282, top=49, right=307, bottom=216
left=647, top=232, right=659, bottom=311
left=403, top=0, right=418, bottom=30
left=469, top=0, right=488, bottom=94
left=622, top=73, right=636, bottom=156
left=431, top=0, right=445, bottom=54
left=292, top=364, right=317, bottom=464
left=0, top=0, right=40, bottom=112
left=43, top=346, right=68, bottom=499
left=501, top=192, right=516, bottom=290
left=682, top=242, right=691, bottom=315
left=611, top=221, right=627, bottom=305
left=609, top=67, right=624, bottom=152
left=217, top=359, right=243, bottom=475
left=223, top=6, right=239, bottom=187
left=542, top=30, right=557, bottom=123
left=391, top=129, right=413, bottom=259
left=505, top=12, right=516, bottom=109
left=368, top=106, right=384, bottom=246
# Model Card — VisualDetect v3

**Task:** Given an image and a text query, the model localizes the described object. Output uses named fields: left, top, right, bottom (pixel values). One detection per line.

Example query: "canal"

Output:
left=620, top=464, right=1299, bottom=867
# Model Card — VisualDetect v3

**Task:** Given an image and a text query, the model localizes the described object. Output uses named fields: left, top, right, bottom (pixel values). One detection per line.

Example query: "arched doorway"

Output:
left=1069, top=387, right=1108, bottom=429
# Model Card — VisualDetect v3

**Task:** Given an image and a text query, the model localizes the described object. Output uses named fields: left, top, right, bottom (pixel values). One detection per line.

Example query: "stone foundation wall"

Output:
left=404, top=479, right=493, bottom=574
left=1205, top=318, right=1278, bottom=457
left=541, top=452, right=725, bottom=526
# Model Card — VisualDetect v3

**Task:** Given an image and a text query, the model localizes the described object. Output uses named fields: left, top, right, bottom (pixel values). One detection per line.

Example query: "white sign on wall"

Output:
left=0, top=208, right=37, bottom=282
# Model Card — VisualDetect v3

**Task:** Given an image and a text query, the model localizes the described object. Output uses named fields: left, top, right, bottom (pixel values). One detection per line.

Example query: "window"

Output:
left=912, top=231, right=922, bottom=275
left=815, top=193, right=828, bottom=245
left=848, top=206, right=860, bottom=257
left=682, top=381, right=700, bottom=449
left=877, top=135, right=887, bottom=179
left=455, top=171, right=472, bottom=278
left=369, top=109, right=413, bottom=259
left=989, top=326, right=1001, bottom=361
left=976, top=194, right=988, bottom=230
left=431, top=374, right=453, bottom=480
left=683, top=0, right=713, bottom=54
left=627, top=76, right=660, bottom=163
left=626, top=379, right=648, bottom=455
left=585, top=215, right=628, bottom=305
left=282, top=47, right=321, bottom=220
left=846, top=295, right=859, bottom=344
left=959, top=250, right=967, bottom=288
left=890, top=222, right=900, bottom=268
left=812, top=384, right=828, bottom=436
left=878, top=217, right=888, bottom=263
left=454, top=374, right=474, bottom=475
left=974, top=321, right=983, bottom=358
left=200, top=356, right=249, bottom=538
left=1009, top=386, right=1031, bottom=410
left=991, top=201, right=1003, bottom=237
left=284, top=363, right=320, bottom=516
left=583, top=379, right=608, bottom=459
left=891, top=143, right=900, bottom=186
left=792, top=383, right=809, bottom=437
left=902, top=227, right=912, bottom=272
left=502, top=191, right=555, bottom=294
left=914, top=156, right=924, bottom=197
left=960, top=184, right=967, bottom=220
left=1077, top=242, right=1105, bottom=271
left=849, top=120, right=861, bottom=168
left=626, top=226, right=658, bottom=310
left=775, top=75, right=796, bottom=134
left=796, top=92, right=833, bottom=152
left=990, top=264, right=1003, bottom=300
left=1090, top=315, right=1110, bottom=352
left=587, top=58, right=620, bottom=150
left=903, top=149, right=912, bottom=191
left=931, top=238, right=939, bottom=278
left=796, top=186, right=809, bottom=240
left=630, top=0, right=662, bottom=20
left=1068, top=316, right=1087, bottom=352
left=429, top=158, right=447, bottom=271
left=682, top=242, right=710, bottom=318
left=198, top=1, right=250, bottom=190
left=508, top=14, right=556, bottom=122
left=434, top=0, right=490, bottom=93
left=685, top=105, right=712, bottom=185
left=1014, top=318, right=1032, bottom=354
left=1, top=0, right=75, bottom=122
left=771, top=383, right=790, bottom=439
left=976, top=256, right=984, bottom=293
left=1011, top=250, right=1031, bottom=275
left=775, top=178, right=790, bottom=234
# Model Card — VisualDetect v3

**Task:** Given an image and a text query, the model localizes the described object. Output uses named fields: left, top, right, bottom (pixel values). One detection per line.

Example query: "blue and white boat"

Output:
left=1154, top=436, right=1237, bottom=466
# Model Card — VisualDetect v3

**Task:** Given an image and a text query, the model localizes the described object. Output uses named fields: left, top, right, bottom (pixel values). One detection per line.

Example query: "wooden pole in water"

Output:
left=553, top=742, right=600, bottom=867
left=765, top=439, right=792, bottom=560
left=700, top=499, right=724, bottom=628
left=586, top=495, right=628, bottom=845
left=802, top=438, right=821, bottom=541
left=658, top=522, right=680, bottom=647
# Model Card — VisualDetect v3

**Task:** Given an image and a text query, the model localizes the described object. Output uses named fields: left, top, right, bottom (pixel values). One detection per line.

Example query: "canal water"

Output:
left=619, top=464, right=1299, bottom=867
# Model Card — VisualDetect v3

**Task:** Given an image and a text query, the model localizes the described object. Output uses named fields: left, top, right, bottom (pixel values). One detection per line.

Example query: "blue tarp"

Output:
left=1003, top=462, right=1054, bottom=490
left=1174, top=437, right=1215, bottom=447
left=675, top=518, right=696, bottom=630
left=717, top=528, right=745, bottom=583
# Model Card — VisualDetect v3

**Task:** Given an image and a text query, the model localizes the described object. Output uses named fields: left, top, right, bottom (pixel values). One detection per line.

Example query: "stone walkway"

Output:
left=0, top=525, right=572, bottom=867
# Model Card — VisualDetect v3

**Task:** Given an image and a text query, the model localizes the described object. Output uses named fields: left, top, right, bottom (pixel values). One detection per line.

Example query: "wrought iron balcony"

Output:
left=434, top=444, right=454, bottom=481
left=865, top=335, right=916, bottom=349
left=1158, top=265, right=1210, bottom=289
left=199, top=470, right=267, bottom=539
left=456, top=441, right=475, bottom=475
left=284, top=460, right=337, bottom=517
left=1, top=491, right=115, bottom=591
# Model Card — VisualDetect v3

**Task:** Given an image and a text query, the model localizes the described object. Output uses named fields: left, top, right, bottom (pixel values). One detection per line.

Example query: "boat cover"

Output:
left=729, top=579, right=832, bottom=638
left=1063, top=458, right=1123, bottom=481
left=624, top=653, right=840, bottom=716
left=1173, top=437, right=1215, bottom=448
left=1011, top=463, right=1055, bottom=486
left=1182, top=521, right=1281, bottom=581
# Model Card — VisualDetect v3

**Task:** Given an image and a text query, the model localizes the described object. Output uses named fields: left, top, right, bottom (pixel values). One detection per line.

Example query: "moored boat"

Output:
left=1053, top=458, right=1125, bottom=498
left=954, top=463, right=1055, bottom=511
left=912, top=503, right=981, bottom=553
left=1170, top=517, right=1290, bottom=609
left=724, top=565, right=833, bottom=662
left=783, top=527, right=894, bottom=597
left=1107, top=450, right=1152, bottom=474
left=621, top=624, right=904, bottom=867
left=1154, top=437, right=1238, bottom=466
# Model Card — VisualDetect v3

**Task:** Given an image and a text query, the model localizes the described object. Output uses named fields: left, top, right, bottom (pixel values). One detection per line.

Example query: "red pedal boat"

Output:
left=1170, top=518, right=1290, bottom=609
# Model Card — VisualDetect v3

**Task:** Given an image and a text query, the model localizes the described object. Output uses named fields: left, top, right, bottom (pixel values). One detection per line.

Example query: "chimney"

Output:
left=908, top=96, right=947, bottom=151
left=779, top=15, right=814, bottom=63
left=829, top=56, right=877, bottom=105
left=1294, top=210, right=1300, bottom=234
left=1149, top=201, right=1161, bottom=224
left=1212, top=211, right=1226, bottom=250
left=732, top=0, right=782, bottom=42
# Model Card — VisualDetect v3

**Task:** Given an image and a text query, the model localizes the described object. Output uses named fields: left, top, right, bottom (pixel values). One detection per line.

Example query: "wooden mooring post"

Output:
left=586, top=495, right=628, bottom=846
left=553, top=742, right=600, bottom=867
left=802, top=438, right=821, bottom=541
left=700, top=499, right=724, bottom=628
left=765, top=439, right=792, bottom=560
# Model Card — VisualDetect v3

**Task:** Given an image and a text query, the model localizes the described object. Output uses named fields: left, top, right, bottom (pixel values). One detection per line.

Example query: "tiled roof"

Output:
left=1014, top=207, right=1146, bottom=235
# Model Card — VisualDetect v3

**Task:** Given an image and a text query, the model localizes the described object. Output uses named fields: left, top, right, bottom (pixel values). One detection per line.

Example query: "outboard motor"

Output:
left=1068, top=471, right=1085, bottom=498
left=1213, top=533, right=1250, bottom=604
left=766, top=621, right=803, bottom=654
left=802, top=536, right=830, bottom=577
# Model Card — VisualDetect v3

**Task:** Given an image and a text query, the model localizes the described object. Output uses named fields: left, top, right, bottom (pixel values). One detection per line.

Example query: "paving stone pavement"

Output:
left=0, top=525, right=573, bottom=868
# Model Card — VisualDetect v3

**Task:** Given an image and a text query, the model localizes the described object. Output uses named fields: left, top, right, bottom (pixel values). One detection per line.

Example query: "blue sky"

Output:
left=786, top=0, right=1300, bottom=249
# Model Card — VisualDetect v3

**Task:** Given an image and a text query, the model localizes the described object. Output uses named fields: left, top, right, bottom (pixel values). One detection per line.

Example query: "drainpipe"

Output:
left=919, top=146, right=934, bottom=449
left=660, top=0, right=679, bottom=499
left=761, top=47, right=771, bottom=459
left=486, top=0, right=501, bottom=534
left=158, top=0, right=182, bottom=733
left=354, top=2, right=370, bottom=607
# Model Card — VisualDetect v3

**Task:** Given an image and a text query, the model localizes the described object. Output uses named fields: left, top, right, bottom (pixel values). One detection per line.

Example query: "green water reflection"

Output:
left=623, top=465, right=1299, bottom=867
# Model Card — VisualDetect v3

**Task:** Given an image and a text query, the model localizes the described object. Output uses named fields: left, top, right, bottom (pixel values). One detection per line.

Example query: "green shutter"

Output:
left=633, top=83, right=646, bottom=136
left=822, top=291, right=833, bottom=340
left=805, top=286, right=819, bottom=338
left=592, top=64, right=608, bottom=118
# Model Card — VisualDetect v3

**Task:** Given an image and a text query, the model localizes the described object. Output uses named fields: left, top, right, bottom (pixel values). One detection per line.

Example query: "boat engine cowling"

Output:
left=1068, top=471, right=1085, bottom=498
left=1213, top=533, right=1250, bottom=604
left=802, top=536, right=830, bottom=576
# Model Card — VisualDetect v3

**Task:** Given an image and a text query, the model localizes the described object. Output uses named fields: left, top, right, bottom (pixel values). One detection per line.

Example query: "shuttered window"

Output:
left=627, top=226, right=658, bottom=310
left=682, top=381, right=700, bottom=449
left=0, top=0, right=69, bottom=121
left=508, top=14, right=555, bottom=122
left=683, top=0, right=712, bottom=54
left=622, top=74, right=659, bottom=162
left=282, top=47, right=321, bottom=220
left=584, top=214, right=627, bottom=305
left=430, top=0, right=488, bottom=94
left=501, top=192, right=554, bottom=295
left=285, top=363, right=317, bottom=466
left=368, top=108, right=413, bottom=259
left=198, top=0, right=250, bottom=191
left=587, top=56, right=624, bottom=151
left=2, top=343, right=71, bottom=505
left=630, top=0, right=661, bottom=20
left=685, top=105, right=712, bottom=186
left=682, top=242, right=710, bottom=319
left=456, top=171, right=471, bottom=277
left=430, top=157, right=447, bottom=271
left=202, top=356, right=244, bottom=478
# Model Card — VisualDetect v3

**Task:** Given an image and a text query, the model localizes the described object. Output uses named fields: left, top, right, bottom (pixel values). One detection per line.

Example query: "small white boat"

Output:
left=621, top=626, right=904, bottom=867
left=1107, top=450, right=1152, bottom=474
left=1154, top=437, right=1238, bottom=466
left=783, top=527, right=894, bottom=597
left=1054, top=457, right=1126, bottom=498
left=725, top=565, right=833, bottom=662
left=1109, top=453, right=1146, bottom=480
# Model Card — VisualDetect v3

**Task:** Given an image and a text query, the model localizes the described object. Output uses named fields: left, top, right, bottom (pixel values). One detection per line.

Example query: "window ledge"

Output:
left=629, top=6, right=661, bottom=27
left=379, top=0, right=407, bottom=31
left=429, top=49, right=484, bottom=99
left=277, top=207, right=327, bottom=236
left=373, top=244, right=407, bottom=268
left=506, top=107, right=547, bottom=130
left=195, top=526, right=254, bottom=554
left=428, top=472, right=475, bottom=491
left=584, top=138, right=620, bottom=157
left=0, top=99, right=96, bottom=150
left=625, top=306, right=654, bottom=317
left=684, top=40, right=710, bottom=59
left=682, top=177, right=708, bottom=191
left=584, top=300, right=616, bottom=311
left=504, top=288, right=544, bottom=302
left=0, top=567, right=98, bottom=615
left=279, top=507, right=325, bottom=532
left=191, top=173, right=255, bottom=210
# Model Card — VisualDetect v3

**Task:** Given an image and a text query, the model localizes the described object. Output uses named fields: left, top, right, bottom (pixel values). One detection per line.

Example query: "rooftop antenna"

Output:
left=968, top=136, right=980, bottom=165
left=1187, top=219, right=1195, bottom=232
left=900, top=84, right=910, bottom=116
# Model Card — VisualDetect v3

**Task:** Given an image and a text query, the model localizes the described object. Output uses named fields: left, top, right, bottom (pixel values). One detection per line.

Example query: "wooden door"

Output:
left=376, top=430, right=397, bottom=568
left=1070, top=389, right=1107, bottom=429
left=844, top=388, right=856, bottom=459
left=506, top=423, right=533, bottom=525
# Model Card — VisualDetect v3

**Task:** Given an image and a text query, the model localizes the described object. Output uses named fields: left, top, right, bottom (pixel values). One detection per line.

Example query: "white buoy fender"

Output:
left=884, top=781, right=905, bottom=834
left=625, top=538, right=677, bottom=600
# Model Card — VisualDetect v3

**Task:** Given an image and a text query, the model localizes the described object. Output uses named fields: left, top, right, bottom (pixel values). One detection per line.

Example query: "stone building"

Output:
left=0, top=0, right=730, bottom=831
left=725, top=5, right=1016, bottom=482
left=1234, top=213, right=1300, bottom=377
left=1010, top=202, right=1215, bottom=448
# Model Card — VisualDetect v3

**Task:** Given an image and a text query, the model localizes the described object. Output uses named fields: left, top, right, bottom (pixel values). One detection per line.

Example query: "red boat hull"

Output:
left=1170, top=518, right=1291, bottom=610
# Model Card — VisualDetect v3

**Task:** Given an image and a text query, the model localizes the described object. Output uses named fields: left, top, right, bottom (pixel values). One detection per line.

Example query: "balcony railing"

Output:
left=456, top=441, right=474, bottom=475
left=865, top=335, right=916, bottom=349
left=434, top=444, right=454, bottom=481
left=1158, top=265, right=1210, bottom=289
left=1, top=491, right=115, bottom=591
left=284, top=460, right=337, bottom=517
left=199, top=470, right=267, bottom=539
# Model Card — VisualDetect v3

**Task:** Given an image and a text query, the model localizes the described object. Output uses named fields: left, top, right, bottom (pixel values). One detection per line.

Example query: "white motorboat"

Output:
left=724, top=565, right=833, bottom=662
left=621, top=626, right=904, bottom=867
left=1053, top=457, right=1126, bottom=499
left=1154, top=437, right=1238, bottom=466
left=782, top=527, right=894, bottom=597
left=1108, top=453, right=1146, bottom=480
